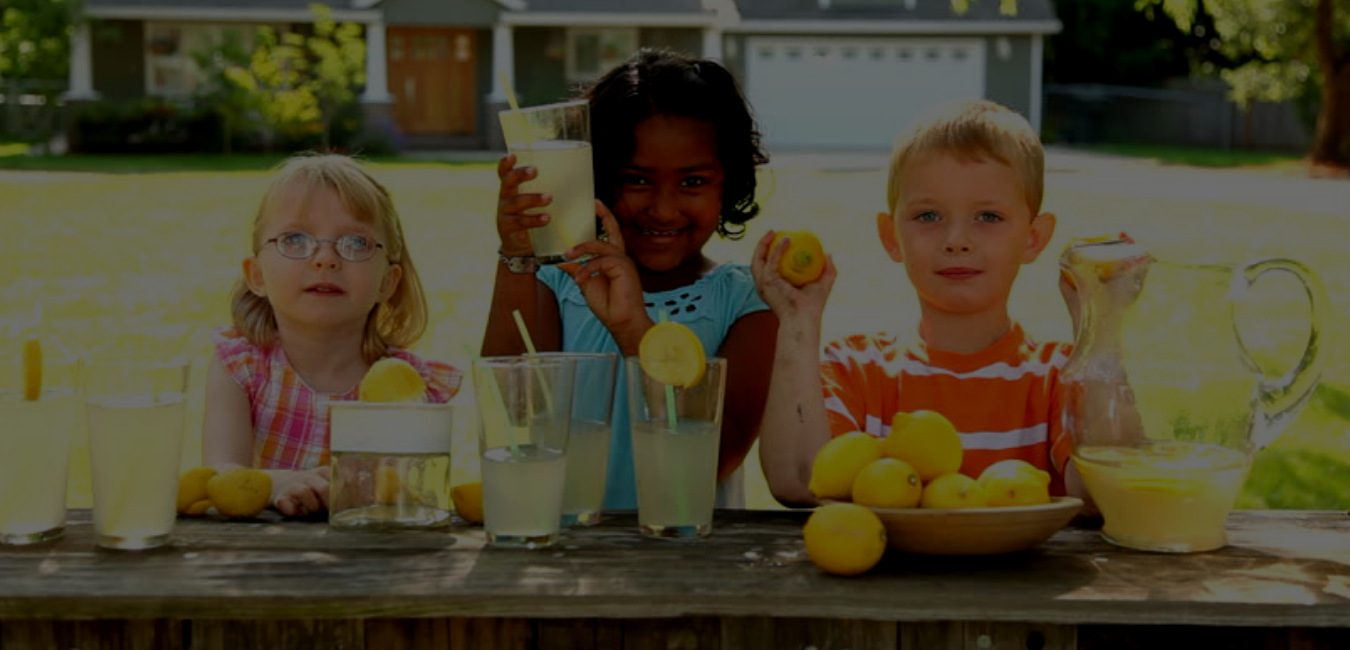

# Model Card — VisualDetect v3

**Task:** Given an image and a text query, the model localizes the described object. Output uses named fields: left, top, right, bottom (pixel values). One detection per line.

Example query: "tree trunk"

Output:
left=1309, top=0, right=1349, bottom=168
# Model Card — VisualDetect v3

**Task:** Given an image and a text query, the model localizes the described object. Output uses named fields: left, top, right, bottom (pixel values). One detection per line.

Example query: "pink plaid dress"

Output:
left=211, top=327, right=463, bottom=470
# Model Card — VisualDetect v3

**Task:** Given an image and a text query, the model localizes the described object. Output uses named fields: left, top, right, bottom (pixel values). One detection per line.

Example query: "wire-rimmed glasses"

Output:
left=263, top=232, right=385, bottom=262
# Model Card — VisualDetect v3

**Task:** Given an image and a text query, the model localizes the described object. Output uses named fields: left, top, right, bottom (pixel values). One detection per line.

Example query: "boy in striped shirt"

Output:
left=752, top=100, right=1089, bottom=507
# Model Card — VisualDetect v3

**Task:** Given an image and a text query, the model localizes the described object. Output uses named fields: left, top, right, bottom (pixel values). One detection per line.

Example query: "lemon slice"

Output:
left=21, top=338, right=41, bottom=401
left=638, top=321, right=706, bottom=388
left=359, top=358, right=427, bottom=403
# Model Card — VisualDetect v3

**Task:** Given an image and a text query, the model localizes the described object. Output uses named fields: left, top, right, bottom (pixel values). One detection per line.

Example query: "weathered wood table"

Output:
left=0, top=509, right=1347, bottom=649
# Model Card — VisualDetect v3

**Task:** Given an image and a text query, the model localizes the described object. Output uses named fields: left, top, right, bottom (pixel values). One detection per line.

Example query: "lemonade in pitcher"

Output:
left=1073, top=442, right=1251, bottom=552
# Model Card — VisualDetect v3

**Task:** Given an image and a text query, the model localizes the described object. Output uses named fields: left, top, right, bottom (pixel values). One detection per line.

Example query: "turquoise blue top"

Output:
left=538, top=263, right=770, bottom=510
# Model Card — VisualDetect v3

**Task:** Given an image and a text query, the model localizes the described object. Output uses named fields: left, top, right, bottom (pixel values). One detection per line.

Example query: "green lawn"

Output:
left=2, top=152, right=1347, bottom=511
left=1079, top=143, right=1305, bottom=168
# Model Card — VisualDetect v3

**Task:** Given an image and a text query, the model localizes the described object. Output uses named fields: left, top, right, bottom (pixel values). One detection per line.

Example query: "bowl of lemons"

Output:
left=807, top=411, right=1083, bottom=561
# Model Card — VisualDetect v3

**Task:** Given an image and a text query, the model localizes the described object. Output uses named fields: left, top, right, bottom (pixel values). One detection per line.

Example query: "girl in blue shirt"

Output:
left=482, top=48, right=778, bottom=510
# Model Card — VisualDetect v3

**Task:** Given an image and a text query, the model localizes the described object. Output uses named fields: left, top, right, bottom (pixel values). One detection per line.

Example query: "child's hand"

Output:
left=496, top=154, right=551, bottom=257
left=272, top=466, right=330, bottom=518
left=752, top=230, right=837, bottom=323
left=560, top=201, right=652, bottom=351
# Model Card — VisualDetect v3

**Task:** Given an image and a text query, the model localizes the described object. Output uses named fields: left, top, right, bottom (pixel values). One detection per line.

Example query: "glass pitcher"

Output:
left=1059, top=236, right=1326, bottom=553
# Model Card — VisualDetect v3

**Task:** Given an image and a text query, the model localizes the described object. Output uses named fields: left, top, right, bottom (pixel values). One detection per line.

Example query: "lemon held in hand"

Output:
left=771, top=230, right=827, bottom=287
left=803, top=503, right=887, bottom=576
left=207, top=468, right=273, bottom=519
left=881, top=410, right=962, bottom=483
left=638, top=321, right=706, bottom=388
left=808, top=431, right=882, bottom=500
left=359, top=358, right=426, bottom=403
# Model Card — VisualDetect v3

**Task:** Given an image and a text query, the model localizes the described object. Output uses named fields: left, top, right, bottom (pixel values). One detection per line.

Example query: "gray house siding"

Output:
left=91, top=20, right=145, bottom=101
left=381, top=0, right=499, bottom=27
left=982, top=35, right=1032, bottom=120
left=638, top=27, right=702, bottom=57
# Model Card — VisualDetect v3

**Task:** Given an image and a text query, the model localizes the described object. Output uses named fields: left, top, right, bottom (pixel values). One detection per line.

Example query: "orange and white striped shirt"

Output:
left=821, top=324, right=1073, bottom=495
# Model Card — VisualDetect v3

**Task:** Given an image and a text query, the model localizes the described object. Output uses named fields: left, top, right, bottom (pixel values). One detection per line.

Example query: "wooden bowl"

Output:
left=855, top=496, right=1083, bottom=555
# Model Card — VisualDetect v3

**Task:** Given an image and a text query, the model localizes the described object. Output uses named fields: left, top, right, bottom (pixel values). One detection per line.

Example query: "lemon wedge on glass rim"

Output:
left=358, top=358, right=427, bottom=403
left=638, top=321, right=706, bottom=388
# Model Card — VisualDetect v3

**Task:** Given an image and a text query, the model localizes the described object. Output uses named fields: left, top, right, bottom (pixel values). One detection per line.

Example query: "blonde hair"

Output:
left=230, top=153, right=428, bottom=362
left=886, top=100, right=1045, bottom=216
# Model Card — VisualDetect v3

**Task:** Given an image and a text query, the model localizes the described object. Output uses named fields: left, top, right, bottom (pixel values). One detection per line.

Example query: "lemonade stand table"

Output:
left=0, top=509, right=1347, bottom=649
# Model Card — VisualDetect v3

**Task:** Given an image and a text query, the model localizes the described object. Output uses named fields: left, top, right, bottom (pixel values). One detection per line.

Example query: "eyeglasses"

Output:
left=263, top=231, right=385, bottom=262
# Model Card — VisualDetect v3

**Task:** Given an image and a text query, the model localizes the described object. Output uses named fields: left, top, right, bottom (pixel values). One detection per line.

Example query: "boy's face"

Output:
left=878, top=151, right=1055, bottom=319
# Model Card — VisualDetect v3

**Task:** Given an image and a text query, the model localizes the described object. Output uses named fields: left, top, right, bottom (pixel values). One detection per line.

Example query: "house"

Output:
left=69, top=0, right=1059, bottom=150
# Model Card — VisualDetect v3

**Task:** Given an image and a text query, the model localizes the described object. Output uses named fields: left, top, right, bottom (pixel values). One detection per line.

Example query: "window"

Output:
left=565, top=28, right=638, bottom=81
left=144, top=22, right=260, bottom=97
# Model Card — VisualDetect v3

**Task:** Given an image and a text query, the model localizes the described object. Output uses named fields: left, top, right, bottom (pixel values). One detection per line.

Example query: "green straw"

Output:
left=657, top=311, right=678, bottom=430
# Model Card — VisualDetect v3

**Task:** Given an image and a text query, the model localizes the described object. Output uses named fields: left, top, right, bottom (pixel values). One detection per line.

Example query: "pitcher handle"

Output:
left=1230, top=258, right=1327, bottom=450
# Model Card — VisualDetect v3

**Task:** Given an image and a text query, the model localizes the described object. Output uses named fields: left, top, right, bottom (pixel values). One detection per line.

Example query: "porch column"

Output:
left=702, top=27, right=723, bottom=61
left=362, top=20, right=393, bottom=103
left=487, top=22, right=516, bottom=103
left=64, top=21, right=98, bottom=100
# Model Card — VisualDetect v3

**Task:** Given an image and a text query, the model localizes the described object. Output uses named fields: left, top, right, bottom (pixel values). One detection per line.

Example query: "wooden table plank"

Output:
left=0, top=510, right=1345, bottom=628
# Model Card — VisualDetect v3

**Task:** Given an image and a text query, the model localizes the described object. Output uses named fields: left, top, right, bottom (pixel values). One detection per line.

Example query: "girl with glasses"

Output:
left=204, top=154, right=462, bottom=518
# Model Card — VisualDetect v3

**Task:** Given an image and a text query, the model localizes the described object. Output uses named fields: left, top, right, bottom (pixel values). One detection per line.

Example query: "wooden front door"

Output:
left=387, top=27, right=477, bottom=135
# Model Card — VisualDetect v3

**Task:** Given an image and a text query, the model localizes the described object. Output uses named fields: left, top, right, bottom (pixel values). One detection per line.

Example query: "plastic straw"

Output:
left=478, top=358, right=522, bottom=458
left=511, top=310, right=556, bottom=415
left=498, top=72, right=532, bottom=147
left=658, top=311, right=678, bottom=431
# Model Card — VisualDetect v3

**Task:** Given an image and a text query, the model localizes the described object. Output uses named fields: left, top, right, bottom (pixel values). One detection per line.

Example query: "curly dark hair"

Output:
left=580, top=48, right=769, bottom=240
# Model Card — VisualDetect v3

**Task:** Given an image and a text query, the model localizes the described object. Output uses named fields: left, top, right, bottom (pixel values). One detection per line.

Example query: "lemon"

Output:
left=184, top=500, right=213, bottom=516
left=880, top=410, right=963, bottom=483
left=802, top=503, right=888, bottom=576
left=771, top=230, right=827, bottom=287
left=920, top=473, right=987, bottom=509
left=207, top=468, right=273, bottom=518
left=374, top=464, right=403, bottom=505
left=638, top=321, right=707, bottom=388
left=177, top=466, right=218, bottom=514
left=359, top=358, right=427, bottom=403
left=450, top=482, right=484, bottom=524
left=851, top=458, right=923, bottom=508
left=808, top=431, right=883, bottom=500
left=977, top=459, right=1052, bottom=507
left=21, top=338, right=41, bottom=401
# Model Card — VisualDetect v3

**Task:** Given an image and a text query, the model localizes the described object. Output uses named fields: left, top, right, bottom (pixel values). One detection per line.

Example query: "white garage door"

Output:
left=746, top=37, right=986, bottom=150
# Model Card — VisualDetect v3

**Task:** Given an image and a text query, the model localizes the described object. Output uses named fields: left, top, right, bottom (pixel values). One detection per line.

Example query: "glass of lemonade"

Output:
left=539, top=352, right=617, bottom=527
left=498, top=99, right=595, bottom=264
left=329, top=402, right=455, bottom=530
left=625, top=357, right=727, bottom=539
left=0, top=341, right=81, bottom=545
left=84, top=358, right=189, bottom=551
left=472, top=355, right=575, bottom=548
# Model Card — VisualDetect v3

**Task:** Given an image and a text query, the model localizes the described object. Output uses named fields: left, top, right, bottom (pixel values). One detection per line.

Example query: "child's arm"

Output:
left=751, top=232, right=839, bottom=508
left=482, top=154, right=563, bottom=356
left=713, top=310, right=778, bottom=485
left=202, top=356, right=328, bottom=517
left=559, top=205, right=655, bottom=355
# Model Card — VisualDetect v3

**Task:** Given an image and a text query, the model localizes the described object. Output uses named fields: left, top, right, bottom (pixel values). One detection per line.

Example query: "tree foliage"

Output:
left=1139, top=0, right=1350, bottom=166
left=0, top=0, right=76, bottom=81
left=1047, top=0, right=1230, bottom=85
left=219, top=4, right=364, bottom=150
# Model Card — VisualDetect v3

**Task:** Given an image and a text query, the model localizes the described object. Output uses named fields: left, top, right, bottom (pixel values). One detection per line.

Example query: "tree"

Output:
left=1047, top=0, right=1229, bottom=86
left=0, top=0, right=78, bottom=148
left=0, top=0, right=76, bottom=81
left=1138, top=0, right=1350, bottom=167
left=221, top=3, right=364, bottom=151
